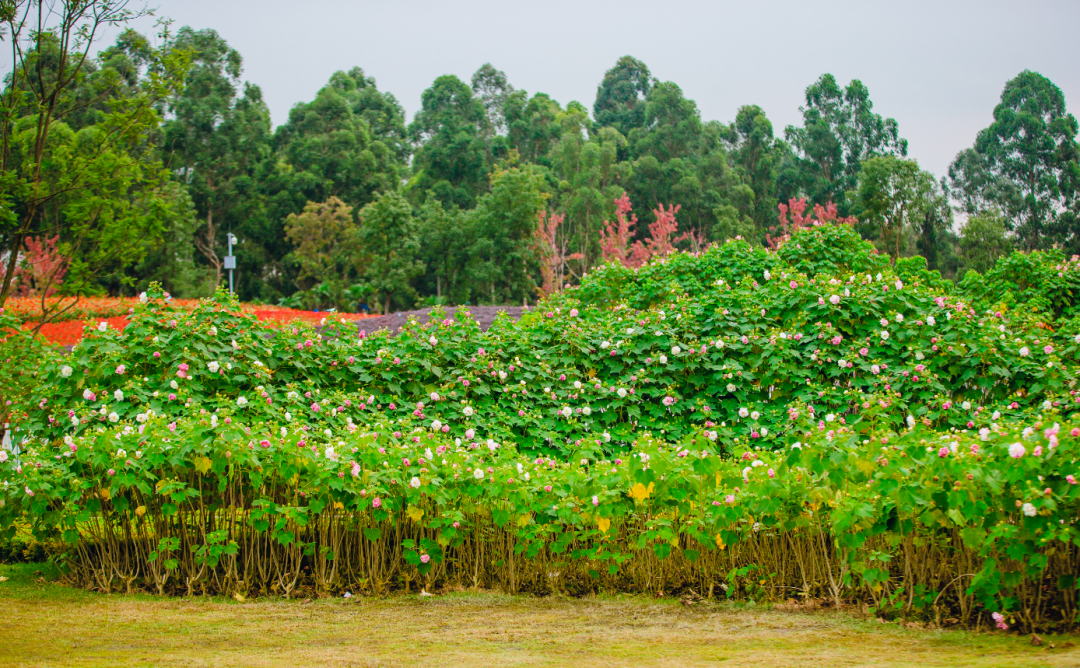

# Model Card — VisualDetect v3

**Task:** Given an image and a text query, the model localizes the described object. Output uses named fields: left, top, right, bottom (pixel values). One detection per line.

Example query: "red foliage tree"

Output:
left=13, top=235, right=68, bottom=297
left=642, top=203, right=680, bottom=258
left=533, top=210, right=583, bottom=297
left=767, top=198, right=857, bottom=249
left=675, top=227, right=708, bottom=254
left=600, top=195, right=685, bottom=268
left=599, top=193, right=637, bottom=266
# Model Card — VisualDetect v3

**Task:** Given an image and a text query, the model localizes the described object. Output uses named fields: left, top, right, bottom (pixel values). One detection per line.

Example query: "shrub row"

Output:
left=1, top=396, right=1077, bottom=631
left=7, top=232, right=1080, bottom=457
left=3, top=224, right=1080, bottom=631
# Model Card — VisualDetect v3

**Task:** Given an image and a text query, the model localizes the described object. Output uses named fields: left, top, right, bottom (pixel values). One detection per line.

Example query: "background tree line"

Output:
left=3, top=7, right=1078, bottom=313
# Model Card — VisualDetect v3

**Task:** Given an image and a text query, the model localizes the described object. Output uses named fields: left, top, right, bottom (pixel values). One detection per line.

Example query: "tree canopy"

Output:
left=949, top=70, right=1080, bottom=252
left=3, top=21, right=1077, bottom=316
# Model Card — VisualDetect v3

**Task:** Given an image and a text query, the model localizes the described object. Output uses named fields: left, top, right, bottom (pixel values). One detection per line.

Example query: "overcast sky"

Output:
left=79, top=0, right=1080, bottom=179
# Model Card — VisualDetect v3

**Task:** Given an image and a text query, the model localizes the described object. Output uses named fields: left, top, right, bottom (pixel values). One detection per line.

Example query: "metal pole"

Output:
left=228, top=234, right=234, bottom=295
left=226, top=233, right=236, bottom=295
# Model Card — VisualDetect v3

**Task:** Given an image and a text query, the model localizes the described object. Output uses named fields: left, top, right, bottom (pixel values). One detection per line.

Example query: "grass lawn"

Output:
left=1, top=563, right=1078, bottom=668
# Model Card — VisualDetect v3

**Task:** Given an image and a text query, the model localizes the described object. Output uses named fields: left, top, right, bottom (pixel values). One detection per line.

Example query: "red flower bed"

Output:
left=21, top=307, right=374, bottom=345
left=4, top=296, right=202, bottom=324
left=28, top=316, right=131, bottom=346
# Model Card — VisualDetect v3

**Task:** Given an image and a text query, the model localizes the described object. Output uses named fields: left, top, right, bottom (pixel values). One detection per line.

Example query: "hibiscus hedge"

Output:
left=2, top=223, right=1080, bottom=630
left=1, top=398, right=1078, bottom=632
left=6, top=224, right=1080, bottom=453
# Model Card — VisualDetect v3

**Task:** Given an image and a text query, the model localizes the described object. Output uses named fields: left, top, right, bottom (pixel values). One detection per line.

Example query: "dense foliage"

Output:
left=3, top=223, right=1080, bottom=631
left=2, top=374, right=1078, bottom=632
left=8, top=224, right=1080, bottom=452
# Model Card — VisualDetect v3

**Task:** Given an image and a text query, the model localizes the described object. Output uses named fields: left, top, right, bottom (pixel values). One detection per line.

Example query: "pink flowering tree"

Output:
left=13, top=235, right=68, bottom=298
left=599, top=195, right=685, bottom=268
left=633, top=203, right=681, bottom=262
left=9, top=235, right=84, bottom=337
left=767, top=198, right=857, bottom=249
left=675, top=226, right=708, bottom=254
left=532, top=209, right=583, bottom=298
left=599, top=193, right=637, bottom=266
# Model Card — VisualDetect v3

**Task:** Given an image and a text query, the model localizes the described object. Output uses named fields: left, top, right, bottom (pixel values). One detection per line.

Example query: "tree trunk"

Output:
left=895, top=224, right=901, bottom=265
left=193, top=207, right=223, bottom=288
left=0, top=236, right=23, bottom=307
left=210, top=209, right=222, bottom=287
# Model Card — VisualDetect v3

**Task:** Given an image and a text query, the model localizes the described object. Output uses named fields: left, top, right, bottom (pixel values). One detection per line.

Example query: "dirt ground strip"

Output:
left=353, top=305, right=529, bottom=335
left=1, top=565, right=1078, bottom=668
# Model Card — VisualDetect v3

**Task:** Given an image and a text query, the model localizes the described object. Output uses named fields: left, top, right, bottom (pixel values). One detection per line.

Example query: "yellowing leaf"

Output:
left=0, top=576, right=8, bottom=582
left=629, top=482, right=654, bottom=501
left=855, top=459, right=874, bottom=475
left=715, top=533, right=726, bottom=550
left=517, top=513, right=532, bottom=528
left=406, top=505, right=425, bottom=522
left=945, top=508, right=967, bottom=527
left=233, top=592, right=246, bottom=602
left=99, top=487, right=111, bottom=500
left=334, top=501, right=344, bottom=510
left=194, top=456, right=212, bottom=474
left=597, top=517, right=611, bottom=534
left=135, top=505, right=146, bottom=517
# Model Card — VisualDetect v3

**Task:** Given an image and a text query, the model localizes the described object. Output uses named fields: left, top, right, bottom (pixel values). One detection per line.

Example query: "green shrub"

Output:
left=2, top=395, right=1077, bottom=631
left=0, top=307, right=58, bottom=418
left=4, top=225, right=1080, bottom=630
left=775, top=224, right=889, bottom=278
left=960, top=248, right=1080, bottom=318
left=10, top=239, right=1080, bottom=458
